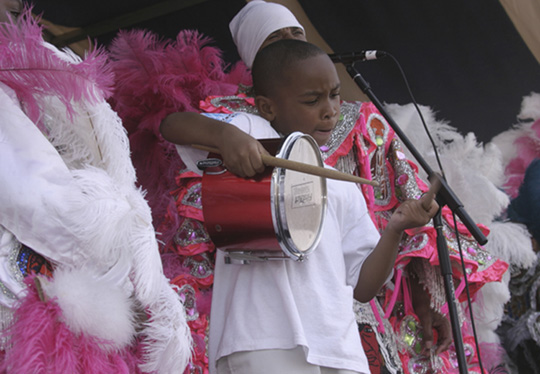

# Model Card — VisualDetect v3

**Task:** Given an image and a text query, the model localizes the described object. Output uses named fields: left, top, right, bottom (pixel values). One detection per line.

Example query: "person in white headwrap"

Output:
left=229, top=0, right=306, bottom=68
left=228, top=0, right=367, bottom=101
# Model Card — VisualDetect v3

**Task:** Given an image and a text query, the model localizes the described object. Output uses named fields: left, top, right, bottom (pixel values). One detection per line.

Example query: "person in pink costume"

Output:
left=0, top=5, right=191, bottom=373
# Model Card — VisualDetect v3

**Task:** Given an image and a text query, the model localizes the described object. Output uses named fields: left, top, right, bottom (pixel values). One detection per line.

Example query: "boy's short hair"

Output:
left=252, top=39, right=326, bottom=96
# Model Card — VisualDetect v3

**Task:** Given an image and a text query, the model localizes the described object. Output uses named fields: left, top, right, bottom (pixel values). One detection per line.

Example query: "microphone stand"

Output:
left=345, top=64, right=487, bottom=374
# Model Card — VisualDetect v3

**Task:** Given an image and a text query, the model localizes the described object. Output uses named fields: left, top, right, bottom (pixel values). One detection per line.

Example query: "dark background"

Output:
left=26, top=0, right=540, bottom=143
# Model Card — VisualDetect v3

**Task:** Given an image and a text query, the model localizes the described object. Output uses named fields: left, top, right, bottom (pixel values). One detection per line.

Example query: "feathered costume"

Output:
left=491, top=92, right=540, bottom=373
left=108, top=29, right=251, bottom=374
left=0, top=11, right=191, bottom=373
left=384, top=102, right=529, bottom=373
left=108, top=30, right=250, bottom=239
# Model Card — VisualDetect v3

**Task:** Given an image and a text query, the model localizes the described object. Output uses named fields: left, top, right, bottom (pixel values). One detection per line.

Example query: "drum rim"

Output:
left=270, top=132, right=328, bottom=261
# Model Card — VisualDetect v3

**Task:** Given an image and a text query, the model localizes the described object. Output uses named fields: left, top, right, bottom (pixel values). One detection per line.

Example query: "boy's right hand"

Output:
left=217, top=126, right=269, bottom=178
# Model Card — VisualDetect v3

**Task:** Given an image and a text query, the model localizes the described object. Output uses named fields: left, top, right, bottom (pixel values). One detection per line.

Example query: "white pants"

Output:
left=216, top=347, right=361, bottom=374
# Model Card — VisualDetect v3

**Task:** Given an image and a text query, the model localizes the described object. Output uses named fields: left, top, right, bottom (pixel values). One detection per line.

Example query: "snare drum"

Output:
left=201, top=132, right=327, bottom=262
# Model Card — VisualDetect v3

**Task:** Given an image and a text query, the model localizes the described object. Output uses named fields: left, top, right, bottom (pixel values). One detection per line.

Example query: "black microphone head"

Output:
left=328, top=51, right=387, bottom=64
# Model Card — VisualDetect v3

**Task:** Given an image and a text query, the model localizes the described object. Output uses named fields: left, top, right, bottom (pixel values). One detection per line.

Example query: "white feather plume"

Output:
left=485, top=221, right=536, bottom=270
left=471, top=281, right=510, bottom=344
left=41, top=266, right=136, bottom=350
left=1, top=18, right=193, bottom=373
left=519, top=92, right=540, bottom=121
left=385, top=102, right=510, bottom=224
left=491, top=92, right=540, bottom=170
left=139, top=280, right=193, bottom=374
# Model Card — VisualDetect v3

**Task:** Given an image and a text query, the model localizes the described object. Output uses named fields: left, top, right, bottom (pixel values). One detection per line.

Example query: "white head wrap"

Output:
left=229, top=0, right=304, bottom=68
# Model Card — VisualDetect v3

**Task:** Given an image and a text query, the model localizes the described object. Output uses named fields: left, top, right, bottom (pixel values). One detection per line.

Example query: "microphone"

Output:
left=328, top=50, right=387, bottom=64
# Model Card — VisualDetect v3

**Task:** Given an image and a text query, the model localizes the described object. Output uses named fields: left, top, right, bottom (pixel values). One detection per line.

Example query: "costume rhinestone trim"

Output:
left=323, top=101, right=362, bottom=159
left=0, top=241, right=25, bottom=301
left=174, top=218, right=211, bottom=247
left=209, top=96, right=259, bottom=114
left=181, top=183, right=203, bottom=210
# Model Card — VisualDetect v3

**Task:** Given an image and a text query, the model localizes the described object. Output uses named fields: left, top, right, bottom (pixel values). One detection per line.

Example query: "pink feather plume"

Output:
left=108, top=29, right=250, bottom=239
left=0, top=277, right=142, bottom=374
left=0, top=9, right=114, bottom=128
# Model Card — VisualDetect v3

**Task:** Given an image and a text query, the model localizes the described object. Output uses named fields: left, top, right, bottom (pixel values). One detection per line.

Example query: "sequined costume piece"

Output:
left=158, top=172, right=215, bottom=374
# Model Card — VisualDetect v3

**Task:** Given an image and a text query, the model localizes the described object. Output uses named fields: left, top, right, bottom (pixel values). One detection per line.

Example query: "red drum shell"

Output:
left=203, top=169, right=277, bottom=250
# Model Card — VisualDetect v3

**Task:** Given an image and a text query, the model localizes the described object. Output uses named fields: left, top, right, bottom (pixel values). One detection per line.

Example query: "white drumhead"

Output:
left=272, top=132, right=327, bottom=260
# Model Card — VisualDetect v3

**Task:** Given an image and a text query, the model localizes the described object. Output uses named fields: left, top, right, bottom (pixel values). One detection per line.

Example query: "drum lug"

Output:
left=224, top=255, right=251, bottom=265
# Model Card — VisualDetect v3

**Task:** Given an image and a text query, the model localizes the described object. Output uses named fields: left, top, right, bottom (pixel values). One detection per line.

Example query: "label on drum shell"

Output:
left=291, top=181, right=315, bottom=208
left=197, top=158, right=223, bottom=169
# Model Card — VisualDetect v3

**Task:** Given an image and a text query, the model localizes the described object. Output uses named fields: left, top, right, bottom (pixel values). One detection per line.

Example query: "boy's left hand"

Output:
left=388, top=176, right=441, bottom=233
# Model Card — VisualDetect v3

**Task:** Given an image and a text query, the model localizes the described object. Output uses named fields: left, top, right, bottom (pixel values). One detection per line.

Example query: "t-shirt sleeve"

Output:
left=175, top=112, right=279, bottom=175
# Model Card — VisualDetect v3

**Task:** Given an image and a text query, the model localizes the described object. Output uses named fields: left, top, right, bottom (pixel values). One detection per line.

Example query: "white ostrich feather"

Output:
left=139, top=280, right=193, bottom=374
left=518, top=92, right=540, bottom=121
left=485, top=221, right=536, bottom=270
left=41, top=265, right=136, bottom=350
left=491, top=123, right=532, bottom=169
left=386, top=102, right=509, bottom=224
left=491, top=92, right=540, bottom=170
left=1, top=22, right=192, bottom=372
left=471, top=281, right=510, bottom=344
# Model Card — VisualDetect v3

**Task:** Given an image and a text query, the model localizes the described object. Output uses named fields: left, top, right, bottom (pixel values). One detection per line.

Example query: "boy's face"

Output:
left=266, top=54, right=341, bottom=146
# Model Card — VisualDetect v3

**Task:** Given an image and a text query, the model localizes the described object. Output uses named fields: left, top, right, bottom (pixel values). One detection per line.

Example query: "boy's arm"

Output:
left=160, top=112, right=269, bottom=177
left=354, top=179, right=440, bottom=302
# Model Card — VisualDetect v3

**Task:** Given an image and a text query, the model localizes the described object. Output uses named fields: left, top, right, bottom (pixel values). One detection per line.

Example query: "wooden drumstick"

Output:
left=192, top=144, right=379, bottom=187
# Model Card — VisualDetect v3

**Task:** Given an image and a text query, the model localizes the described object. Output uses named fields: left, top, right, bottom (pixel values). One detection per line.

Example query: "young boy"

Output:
left=160, top=39, right=439, bottom=374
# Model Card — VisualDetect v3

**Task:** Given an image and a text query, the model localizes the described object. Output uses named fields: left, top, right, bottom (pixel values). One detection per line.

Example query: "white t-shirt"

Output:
left=177, top=112, right=380, bottom=374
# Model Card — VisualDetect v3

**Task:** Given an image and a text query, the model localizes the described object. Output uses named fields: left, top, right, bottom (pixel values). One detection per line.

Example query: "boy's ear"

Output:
left=255, top=95, right=276, bottom=122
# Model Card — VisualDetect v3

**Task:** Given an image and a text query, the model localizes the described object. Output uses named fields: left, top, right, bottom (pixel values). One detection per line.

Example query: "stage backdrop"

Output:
left=27, top=0, right=540, bottom=143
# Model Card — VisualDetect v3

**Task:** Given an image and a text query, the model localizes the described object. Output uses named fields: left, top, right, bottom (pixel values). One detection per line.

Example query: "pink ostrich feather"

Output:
left=1, top=277, right=141, bottom=374
left=108, top=29, right=249, bottom=235
left=0, top=9, right=114, bottom=128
